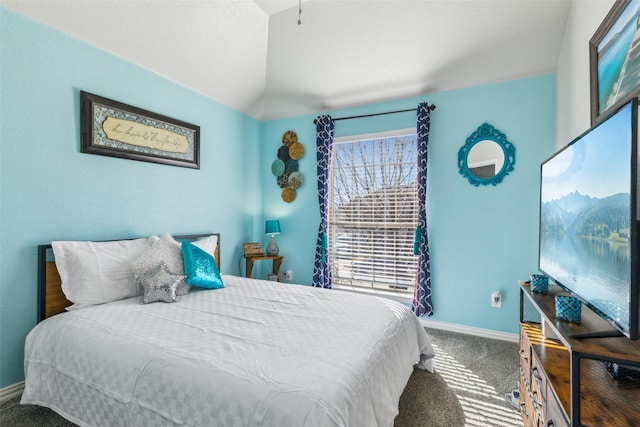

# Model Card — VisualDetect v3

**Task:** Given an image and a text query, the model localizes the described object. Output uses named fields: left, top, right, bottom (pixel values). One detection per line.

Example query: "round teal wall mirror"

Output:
left=458, top=123, right=515, bottom=186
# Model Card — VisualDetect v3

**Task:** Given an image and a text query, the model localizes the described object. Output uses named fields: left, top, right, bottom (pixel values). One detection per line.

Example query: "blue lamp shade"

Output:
left=265, top=220, right=281, bottom=235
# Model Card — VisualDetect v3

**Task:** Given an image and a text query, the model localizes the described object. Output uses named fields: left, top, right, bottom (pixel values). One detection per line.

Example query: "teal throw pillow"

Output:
left=181, top=240, right=224, bottom=289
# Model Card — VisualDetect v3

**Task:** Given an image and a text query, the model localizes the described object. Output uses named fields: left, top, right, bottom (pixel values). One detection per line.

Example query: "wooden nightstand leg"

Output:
left=246, top=258, right=254, bottom=278
left=273, top=257, right=283, bottom=281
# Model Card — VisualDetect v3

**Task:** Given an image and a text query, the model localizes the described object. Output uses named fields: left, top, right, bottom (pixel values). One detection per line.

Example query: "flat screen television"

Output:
left=539, top=98, right=639, bottom=339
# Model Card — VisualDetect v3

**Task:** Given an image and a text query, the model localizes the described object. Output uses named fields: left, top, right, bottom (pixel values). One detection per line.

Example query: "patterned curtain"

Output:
left=413, top=103, right=433, bottom=316
left=312, top=115, right=334, bottom=288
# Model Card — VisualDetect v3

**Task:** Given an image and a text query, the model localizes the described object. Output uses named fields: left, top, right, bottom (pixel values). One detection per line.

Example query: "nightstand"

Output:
left=245, top=255, right=284, bottom=281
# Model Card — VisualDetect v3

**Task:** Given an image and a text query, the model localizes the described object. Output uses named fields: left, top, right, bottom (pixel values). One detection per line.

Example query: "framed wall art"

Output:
left=589, top=0, right=640, bottom=125
left=80, top=91, right=200, bottom=168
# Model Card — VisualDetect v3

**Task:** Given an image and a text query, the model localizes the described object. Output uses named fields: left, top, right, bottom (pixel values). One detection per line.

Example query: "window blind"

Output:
left=328, top=133, right=418, bottom=293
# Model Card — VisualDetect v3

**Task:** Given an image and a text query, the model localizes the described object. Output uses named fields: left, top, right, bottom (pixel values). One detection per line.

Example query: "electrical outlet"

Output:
left=284, top=269, right=292, bottom=281
left=491, top=291, right=502, bottom=308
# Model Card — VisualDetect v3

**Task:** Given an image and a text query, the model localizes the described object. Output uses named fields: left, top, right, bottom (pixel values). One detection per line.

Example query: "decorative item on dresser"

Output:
left=23, top=232, right=435, bottom=427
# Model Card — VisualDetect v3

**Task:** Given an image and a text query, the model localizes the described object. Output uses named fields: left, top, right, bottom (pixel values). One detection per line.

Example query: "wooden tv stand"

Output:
left=519, top=283, right=640, bottom=427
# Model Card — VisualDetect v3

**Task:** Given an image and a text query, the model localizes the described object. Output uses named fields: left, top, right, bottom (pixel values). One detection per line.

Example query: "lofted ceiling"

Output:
left=1, top=0, right=572, bottom=120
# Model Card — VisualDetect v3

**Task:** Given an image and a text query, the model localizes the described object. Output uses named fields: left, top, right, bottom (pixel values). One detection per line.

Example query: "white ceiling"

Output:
left=1, top=0, right=572, bottom=120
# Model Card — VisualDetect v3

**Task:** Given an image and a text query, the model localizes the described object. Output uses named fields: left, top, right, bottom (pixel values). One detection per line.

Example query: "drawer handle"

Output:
left=532, top=390, right=543, bottom=408
left=547, top=421, right=555, bottom=427
left=520, top=402, right=529, bottom=418
left=519, top=350, right=529, bottom=363
left=532, top=366, right=543, bottom=382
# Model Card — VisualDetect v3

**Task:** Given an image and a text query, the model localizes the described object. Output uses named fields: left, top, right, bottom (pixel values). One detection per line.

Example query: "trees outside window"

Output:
left=329, top=131, right=418, bottom=294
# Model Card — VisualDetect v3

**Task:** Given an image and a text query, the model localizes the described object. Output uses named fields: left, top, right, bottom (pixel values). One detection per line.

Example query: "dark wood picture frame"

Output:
left=590, top=0, right=640, bottom=125
left=81, top=91, right=200, bottom=168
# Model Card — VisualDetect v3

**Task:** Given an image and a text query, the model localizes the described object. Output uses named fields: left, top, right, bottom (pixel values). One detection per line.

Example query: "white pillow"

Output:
left=192, top=234, right=218, bottom=259
left=52, top=237, right=155, bottom=305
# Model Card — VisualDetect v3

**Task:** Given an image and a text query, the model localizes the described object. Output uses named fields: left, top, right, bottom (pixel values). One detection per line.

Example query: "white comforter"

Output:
left=22, top=275, right=434, bottom=427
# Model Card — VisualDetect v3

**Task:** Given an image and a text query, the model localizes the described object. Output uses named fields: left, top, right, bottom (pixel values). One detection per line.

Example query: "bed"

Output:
left=21, top=233, right=435, bottom=427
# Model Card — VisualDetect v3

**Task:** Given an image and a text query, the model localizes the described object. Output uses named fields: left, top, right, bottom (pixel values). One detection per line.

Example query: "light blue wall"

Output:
left=0, top=7, right=557, bottom=390
left=0, top=9, right=262, bottom=388
left=260, top=75, right=556, bottom=334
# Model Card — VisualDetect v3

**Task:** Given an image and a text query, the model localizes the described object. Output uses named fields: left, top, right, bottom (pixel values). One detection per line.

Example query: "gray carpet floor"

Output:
left=0, top=328, right=523, bottom=427
left=394, top=328, right=523, bottom=427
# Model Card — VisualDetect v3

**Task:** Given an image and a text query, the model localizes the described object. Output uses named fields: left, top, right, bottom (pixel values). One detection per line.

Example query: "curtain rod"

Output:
left=313, top=104, right=436, bottom=124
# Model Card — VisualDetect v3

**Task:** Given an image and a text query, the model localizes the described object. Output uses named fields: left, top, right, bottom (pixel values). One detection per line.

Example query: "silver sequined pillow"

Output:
left=137, top=262, right=185, bottom=304
left=132, top=233, right=191, bottom=296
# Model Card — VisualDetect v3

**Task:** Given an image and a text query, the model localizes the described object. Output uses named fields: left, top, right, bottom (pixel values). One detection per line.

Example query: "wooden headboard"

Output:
left=37, top=233, right=221, bottom=322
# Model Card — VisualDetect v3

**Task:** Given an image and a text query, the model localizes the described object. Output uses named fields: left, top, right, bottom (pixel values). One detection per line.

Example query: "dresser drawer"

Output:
left=519, top=373, right=535, bottom=427
left=530, top=351, right=547, bottom=405
left=546, top=386, right=569, bottom=427
left=520, top=325, right=532, bottom=380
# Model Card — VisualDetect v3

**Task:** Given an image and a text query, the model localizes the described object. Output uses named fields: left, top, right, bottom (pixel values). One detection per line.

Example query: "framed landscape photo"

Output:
left=81, top=91, right=200, bottom=168
left=590, top=0, right=640, bottom=125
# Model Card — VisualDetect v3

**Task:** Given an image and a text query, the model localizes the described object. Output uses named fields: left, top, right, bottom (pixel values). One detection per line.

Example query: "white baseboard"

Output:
left=0, top=381, right=24, bottom=404
left=330, top=286, right=518, bottom=342
left=419, top=318, right=519, bottom=343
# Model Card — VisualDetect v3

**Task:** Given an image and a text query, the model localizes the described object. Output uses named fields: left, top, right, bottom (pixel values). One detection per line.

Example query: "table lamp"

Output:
left=265, top=219, right=281, bottom=256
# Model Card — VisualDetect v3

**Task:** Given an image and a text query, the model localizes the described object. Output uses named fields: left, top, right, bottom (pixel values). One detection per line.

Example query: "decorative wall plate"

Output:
left=277, top=145, right=290, bottom=161
left=285, top=159, right=298, bottom=174
left=277, top=173, right=290, bottom=188
left=271, top=159, right=285, bottom=176
left=274, top=130, right=305, bottom=203
left=282, top=187, right=296, bottom=202
left=289, top=142, right=304, bottom=160
left=282, top=130, right=298, bottom=146
left=288, top=171, right=304, bottom=189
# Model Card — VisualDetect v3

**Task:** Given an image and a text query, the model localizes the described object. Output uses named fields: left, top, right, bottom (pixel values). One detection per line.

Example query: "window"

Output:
left=328, top=129, right=418, bottom=295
